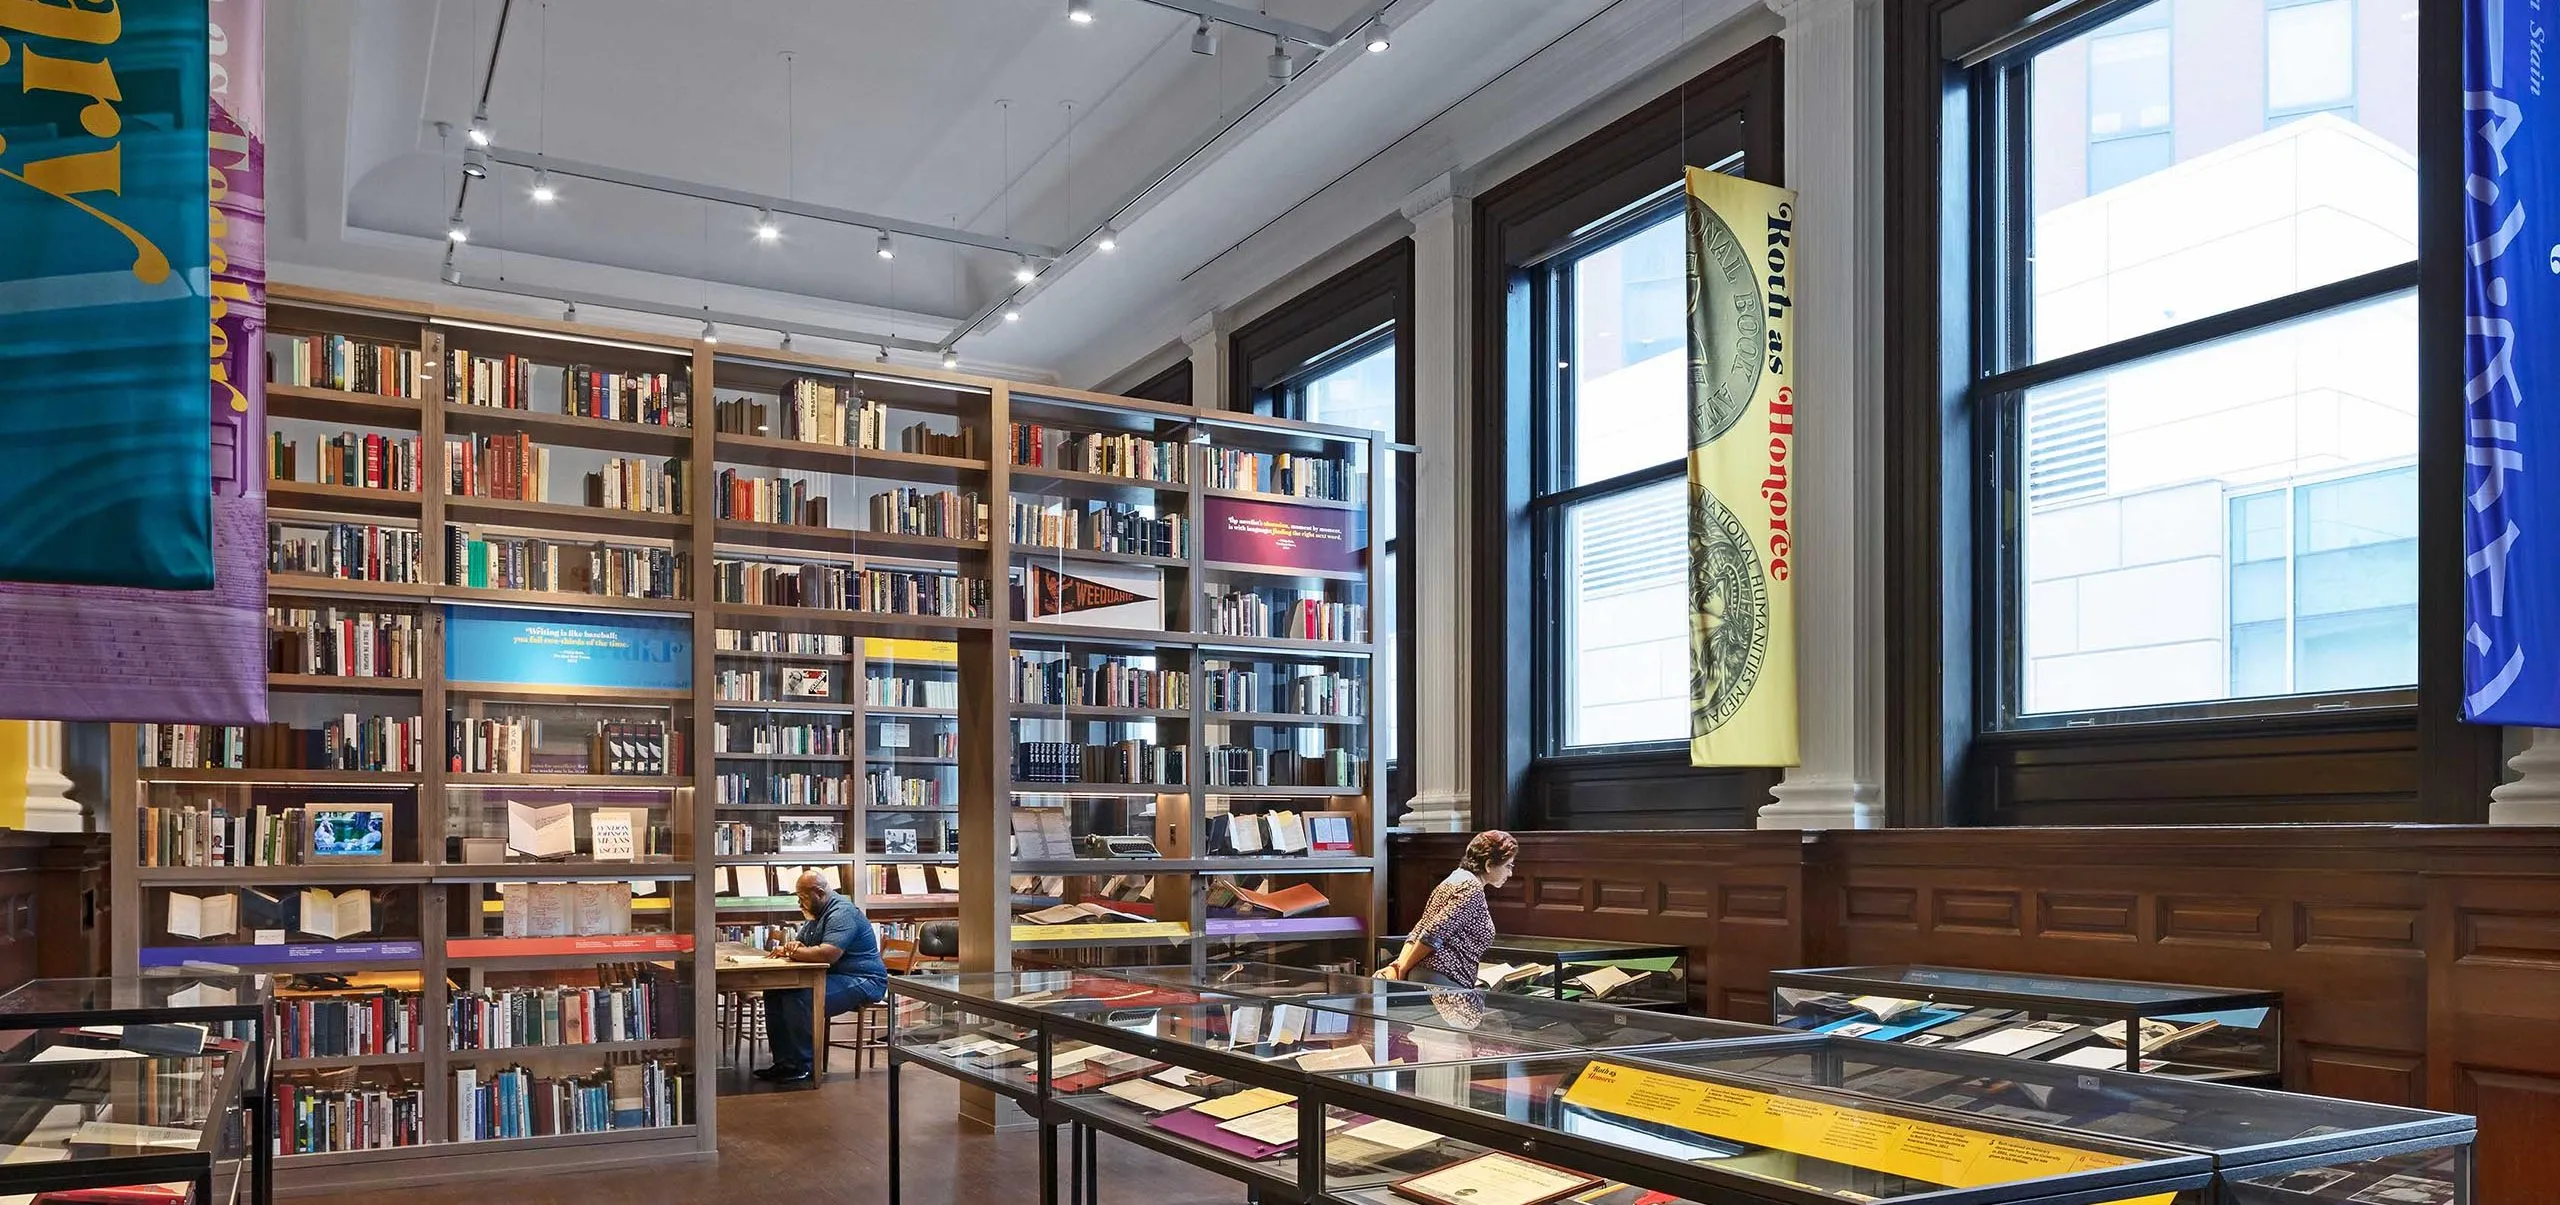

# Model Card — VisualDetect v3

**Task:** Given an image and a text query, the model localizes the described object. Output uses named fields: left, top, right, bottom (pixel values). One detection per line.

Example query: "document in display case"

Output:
left=1768, top=964, right=2284, bottom=1084
left=1377, top=935, right=1691, bottom=1011
left=1303, top=987, right=1782, bottom=1051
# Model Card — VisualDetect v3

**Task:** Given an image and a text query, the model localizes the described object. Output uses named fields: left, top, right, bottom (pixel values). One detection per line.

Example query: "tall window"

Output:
left=1992, top=0, right=2419, bottom=727
left=1530, top=202, right=1693, bottom=750
left=1274, top=333, right=1401, bottom=771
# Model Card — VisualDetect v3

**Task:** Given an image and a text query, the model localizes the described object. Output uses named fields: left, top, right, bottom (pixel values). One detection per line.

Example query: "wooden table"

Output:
left=716, top=955, right=830, bottom=1078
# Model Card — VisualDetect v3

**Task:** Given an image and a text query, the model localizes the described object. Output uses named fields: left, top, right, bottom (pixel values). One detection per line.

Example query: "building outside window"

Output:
left=1996, top=0, right=2418, bottom=726
left=1273, top=334, right=1400, bottom=770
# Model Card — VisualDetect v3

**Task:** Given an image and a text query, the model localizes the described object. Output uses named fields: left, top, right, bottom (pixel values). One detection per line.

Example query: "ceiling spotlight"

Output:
left=701, top=318, right=720, bottom=344
left=1366, top=14, right=1392, bottom=52
left=876, top=347, right=891, bottom=364
left=440, top=261, right=462, bottom=286
left=754, top=209, right=781, bottom=243
left=941, top=350, right=959, bottom=370
left=461, top=147, right=489, bottom=179
left=530, top=170, right=557, bottom=203
left=875, top=231, right=895, bottom=260
left=1003, top=308, right=1021, bottom=323
left=1066, top=0, right=1093, bottom=23
left=1268, top=37, right=1295, bottom=81
left=562, top=301, right=577, bottom=322
left=446, top=213, right=470, bottom=243
left=1012, top=254, right=1037, bottom=284
left=781, top=332, right=796, bottom=351
left=467, top=105, right=492, bottom=147
left=1097, top=226, right=1119, bottom=253
left=1190, top=18, right=1218, bottom=55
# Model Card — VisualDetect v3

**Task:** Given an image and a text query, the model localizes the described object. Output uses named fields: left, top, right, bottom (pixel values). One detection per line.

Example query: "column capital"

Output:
left=1180, top=310, right=1226, bottom=352
left=1763, top=0, right=1869, bottom=28
left=1761, top=775, right=1884, bottom=830
left=1400, top=171, right=1474, bottom=223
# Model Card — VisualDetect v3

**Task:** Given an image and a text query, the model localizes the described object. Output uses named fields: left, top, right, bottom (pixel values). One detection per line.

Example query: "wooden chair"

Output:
left=720, top=990, right=765, bottom=1069
left=829, top=937, right=919, bottom=1077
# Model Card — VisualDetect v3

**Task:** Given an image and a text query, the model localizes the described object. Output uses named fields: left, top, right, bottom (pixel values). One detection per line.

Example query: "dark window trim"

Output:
left=1471, top=37, right=1786, bottom=832
left=1227, top=240, right=1418, bottom=813
left=1124, top=358, right=1193, bottom=406
left=1882, top=0, right=2498, bottom=826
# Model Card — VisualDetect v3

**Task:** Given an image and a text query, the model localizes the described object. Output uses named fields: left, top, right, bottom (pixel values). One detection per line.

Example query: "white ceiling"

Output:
left=267, top=0, right=1766, bottom=380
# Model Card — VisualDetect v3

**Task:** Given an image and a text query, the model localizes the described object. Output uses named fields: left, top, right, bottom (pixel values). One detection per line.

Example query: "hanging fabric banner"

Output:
left=2461, top=0, right=2555, bottom=725
left=1685, top=167, right=1800, bottom=767
left=0, top=0, right=269, bottom=723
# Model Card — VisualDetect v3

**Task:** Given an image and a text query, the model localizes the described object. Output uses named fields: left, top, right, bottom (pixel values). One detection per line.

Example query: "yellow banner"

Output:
left=864, top=637, right=958, bottom=665
left=1562, top=1060, right=2172, bottom=1205
left=1685, top=168, right=1800, bottom=767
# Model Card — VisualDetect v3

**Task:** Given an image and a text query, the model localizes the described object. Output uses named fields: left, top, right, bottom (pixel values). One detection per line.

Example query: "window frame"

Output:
left=1884, top=0, right=2498, bottom=825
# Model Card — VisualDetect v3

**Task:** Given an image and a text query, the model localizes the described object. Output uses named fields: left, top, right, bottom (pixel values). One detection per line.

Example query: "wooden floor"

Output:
left=291, top=1065, right=1247, bottom=1205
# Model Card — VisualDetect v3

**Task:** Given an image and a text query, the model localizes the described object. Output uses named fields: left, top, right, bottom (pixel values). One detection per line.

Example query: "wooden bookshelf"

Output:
left=110, top=284, right=1384, bottom=1190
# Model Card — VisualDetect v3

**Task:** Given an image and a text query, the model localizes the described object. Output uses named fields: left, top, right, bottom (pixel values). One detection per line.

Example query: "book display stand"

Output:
left=106, top=285, right=1385, bottom=1190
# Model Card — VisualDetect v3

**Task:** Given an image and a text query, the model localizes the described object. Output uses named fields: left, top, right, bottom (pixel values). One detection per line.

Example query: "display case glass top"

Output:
left=0, top=1052, right=245, bottom=1160
left=1302, top=988, right=1783, bottom=1051
left=0, top=976, right=273, bottom=1026
left=1778, top=966, right=2280, bottom=1011
left=1106, top=961, right=1423, bottom=1001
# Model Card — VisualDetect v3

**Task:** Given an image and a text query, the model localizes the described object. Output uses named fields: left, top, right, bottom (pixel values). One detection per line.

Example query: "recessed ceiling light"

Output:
left=1098, top=226, right=1118, bottom=253
left=530, top=170, right=557, bottom=203
left=941, top=350, right=959, bottom=370
left=1013, top=254, right=1038, bottom=284
left=1004, top=308, right=1020, bottom=323
left=754, top=209, right=781, bottom=243
left=875, top=231, right=895, bottom=260
left=1067, top=0, right=1093, bottom=23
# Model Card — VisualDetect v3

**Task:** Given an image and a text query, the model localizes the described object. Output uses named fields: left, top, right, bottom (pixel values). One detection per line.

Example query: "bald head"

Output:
left=795, top=870, right=828, bottom=916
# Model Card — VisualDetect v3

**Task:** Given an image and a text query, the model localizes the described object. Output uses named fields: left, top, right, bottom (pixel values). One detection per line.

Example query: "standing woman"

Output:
left=1379, top=830, right=1518, bottom=988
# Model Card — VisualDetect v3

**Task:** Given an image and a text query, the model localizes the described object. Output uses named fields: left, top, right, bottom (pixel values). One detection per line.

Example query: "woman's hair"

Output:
left=1460, top=829, right=1518, bottom=874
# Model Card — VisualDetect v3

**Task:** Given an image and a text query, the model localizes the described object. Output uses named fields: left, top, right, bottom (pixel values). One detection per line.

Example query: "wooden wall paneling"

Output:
left=2428, top=869, right=2560, bottom=1203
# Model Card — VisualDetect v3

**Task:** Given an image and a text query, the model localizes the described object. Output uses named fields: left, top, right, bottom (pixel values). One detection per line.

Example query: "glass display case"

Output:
left=0, top=1044, right=252, bottom=1205
left=887, top=970, right=1224, bottom=1101
left=1309, top=1049, right=2216, bottom=1205
left=1380, top=934, right=1692, bottom=1011
left=1038, top=996, right=1573, bottom=1203
left=1106, top=961, right=1425, bottom=1002
left=1769, top=965, right=2284, bottom=1083
left=1303, top=986, right=1786, bottom=1051
left=1654, top=1035, right=2474, bottom=1205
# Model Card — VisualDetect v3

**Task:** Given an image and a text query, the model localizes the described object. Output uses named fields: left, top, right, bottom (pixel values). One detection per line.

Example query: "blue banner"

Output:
left=2463, top=0, right=2556, bottom=724
left=0, top=0, right=214, bottom=587
left=444, top=605, right=692, bottom=691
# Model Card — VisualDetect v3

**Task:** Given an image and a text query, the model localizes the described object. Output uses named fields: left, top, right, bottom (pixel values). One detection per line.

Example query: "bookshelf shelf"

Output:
left=136, top=768, right=423, bottom=786
left=1196, top=784, right=1365, bottom=799
left=865, top=705, right=958, bottom=718
left=1197, top=485, right=1363, bottom=512
left=444, top=1038, right=691, bottom=1061
left=443, top=496, right=691, bottom=541
left=717, top=852, right=860, bottom=865
left=266, top=576, right=437, bottom=602
left=436, top=585, right=693, bottom=614
left=1193, top=633, right=1375, bottom=656
left=865, top=755, right=957, bottom=766
left=1008, top=544, right=1190, bottom=570
left=711, top=698, right=860, bottom=715
left=712, top=434, right=989, bottom=484
left=444, top=681, right=691, bottom=703
left=1201, top=711, right=1365, bottom=727
left=443, top=773, right=691, bottom=789
left=268, top=383, right=427, bottom=425
left=269, top=480, right=425, bottom=518
left=708, top=751, right=854, bottom=762
left=439, top=403, right=693, bottom=456
left=1006, top=622, right=1187, bottom=649
left=430, top=863, right=694, bottom=883
left=1009, top=857, right=1377, bottom=874
left=1005, top=465, right=1191, bottom=499
left=712, top=519, right=989, bottom=557
left=266, top=673, right=424, bottom=694
left=1196, top=558, right=1366, bottom=583
left=136, top=864, right=434, bottom=885
left=710, top=603, right=994, bottom=637
left=711, top=649, right=855, bottom=663
left=1006, top=781, right=1186, bottom=796
left=272, top=1051, right=429, bottom=1072
left=1009, top=703, right=1191, bottom=721
left=444, top=934, right=695, bottom=962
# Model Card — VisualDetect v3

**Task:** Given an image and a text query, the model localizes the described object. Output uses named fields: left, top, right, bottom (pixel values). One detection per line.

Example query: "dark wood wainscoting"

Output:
left=1392, top=825, right=2560, bottom=1202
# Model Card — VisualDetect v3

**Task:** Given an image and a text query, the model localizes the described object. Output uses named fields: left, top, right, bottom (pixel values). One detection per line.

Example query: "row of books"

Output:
left=713, top=862, right=850, bottom=898
left=1010, top=423, right=1188, bottom=483
left=1201, top=745, right=1366, bottom=788
left=1012, top=656, right=1189, bottom=710
left=713, top=384, right=888, bottom=448
left=1199, top=661, right=1363, bottom=718
left=1015, top=740, right=1188, bottom=786
left=269, top=521, right=425, bottom=583
left=272, top=431, right=420, bottom=492
left=447, top=977, right=672, bottom=1050
left=865, top=674, right=958, bottom=708
left=584, top=455, right=688, bottom=515
left=139, top=716, right=425, bottom=772
left=445, top=433, right=551, bottom=502
left=1202, top=448, right=1359, bottom=502
left=714, top=629, right=848, bottom=655
left=710, top=820, right=845, bottom=857
left=713, top=771, right=850, bottom=809
left=556, top=365, right=687, bottom=427
left=1203, top=591, right=1368, bottom=642
left=270, top=605, right=420, bottom=679
left=866, top=863, right=962, bottom=898
left=867, top=770, right=947, bottom=810
left=871, top=487, right=987, bottom=540
left=140, top=802, right=322, bottom=868
left=275, top=987, right=423, bottom=1058
left=446, top=525, right=690, bottom=599
left=712, top=720, right=852, bottom=757
left=710, top=668, right=833, bottom=704
left=711, top=560, right=991, bottom=618
left=714, top=468, right=826, bottom=526
left=270, top=332, right=421, bottom=398
left=449, top=718, right=677, bottom=776
left=1007, top=499, right=1188, bottom=558
left=452, top=1060, right=690, bottom=1141
left=275, top=1077, right=425, bottom=1154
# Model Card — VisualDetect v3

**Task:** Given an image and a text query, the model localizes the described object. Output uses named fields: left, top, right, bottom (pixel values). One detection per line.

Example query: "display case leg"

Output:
left=1039, top=1117, right=1059, bottom=1205
left=887, top=1059, right=902, bottom=1205
left=1083, top=1124, right=1097, bottom=1204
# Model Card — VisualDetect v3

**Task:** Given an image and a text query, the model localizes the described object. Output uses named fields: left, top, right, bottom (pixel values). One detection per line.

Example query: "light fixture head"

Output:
left=754, top=208, right=781, bottom=243
left=440, top=261, right=462, bottom=286
left=1012, top=254, right=1037, bottom=285
left=1097, top=226, right=1119, bottom=253
left=1003, top=308, right=1020, bottom=323
left=562, top=301, right=577, bottom=322
left=1190, top=18, right=1218, bottom=55
left=940, top=350, right=959, bottom=370
left=446, top=213, right=470, bottom=243
left=1366, top=14, right=1391, bottom=52
left=1268, top=37, right=1295, bottom=81
left=875, top=231, right=895, bottom=260
left=1066, top=0, right=1093, bottom=23
left=780, top=332, right=795, bottom=351
left=467, top=105, right=492, bottom=147
left=876, top=347, right=891, bottom=364
left=530, top=170, right=557, bottom=203
left=701, top=318, right=720, bottom=344
left=461, top=146, right=489, bottom=179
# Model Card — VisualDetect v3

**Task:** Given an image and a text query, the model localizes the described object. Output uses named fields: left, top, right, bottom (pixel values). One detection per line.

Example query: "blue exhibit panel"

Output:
left=443, top=605, right=692, bottom=691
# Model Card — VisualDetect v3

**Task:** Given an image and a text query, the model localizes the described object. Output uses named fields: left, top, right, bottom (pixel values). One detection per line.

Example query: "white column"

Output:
left=1397, top=172, right=1475, bottom=833
left=2490, top=728, right=2560, bottom=824
left=19, top=721, right=83, bottom=833
left=1759, top=0, right=1886, bottom=830
left=1184, top=312, right=1228, bottom=409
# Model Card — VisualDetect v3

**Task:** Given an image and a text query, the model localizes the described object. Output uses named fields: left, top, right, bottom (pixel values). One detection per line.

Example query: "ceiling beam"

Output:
left=484, top=148, right=1066, bottom=260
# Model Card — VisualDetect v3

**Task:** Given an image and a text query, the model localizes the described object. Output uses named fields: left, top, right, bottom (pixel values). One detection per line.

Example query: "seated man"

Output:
left=756, top=870, right=888, bottom=1083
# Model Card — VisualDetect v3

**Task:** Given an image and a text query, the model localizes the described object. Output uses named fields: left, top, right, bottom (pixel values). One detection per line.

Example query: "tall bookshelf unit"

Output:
left=105, top=284, right=1382, bottom=1189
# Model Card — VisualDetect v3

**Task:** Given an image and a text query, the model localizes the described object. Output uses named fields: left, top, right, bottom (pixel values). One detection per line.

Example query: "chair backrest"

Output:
left=880, top=936, right=920, bottom=974
left=917, top=920, right=960, bottom=957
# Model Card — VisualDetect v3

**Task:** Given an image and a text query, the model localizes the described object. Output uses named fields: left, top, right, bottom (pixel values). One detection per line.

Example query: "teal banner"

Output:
left=0, top=0, right=214, bottom=587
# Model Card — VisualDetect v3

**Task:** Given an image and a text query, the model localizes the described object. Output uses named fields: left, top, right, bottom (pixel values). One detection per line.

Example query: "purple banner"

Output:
left=1201, top=497, right=1365, bottom=575
left=140, top=940, right=422, bottom=968
left=0, top=0, right=268, bottom=723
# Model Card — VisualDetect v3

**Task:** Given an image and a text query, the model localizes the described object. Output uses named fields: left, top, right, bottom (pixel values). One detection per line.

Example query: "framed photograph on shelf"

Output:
left=783, top=667, right=832, bottom=698
left=882, top=828, right=919, bottom=855
left=1308, top=812, right=1357, bottom=854
left=777, top=816, right=843, bottom=854
left=305, top=804, right=393, bottom=865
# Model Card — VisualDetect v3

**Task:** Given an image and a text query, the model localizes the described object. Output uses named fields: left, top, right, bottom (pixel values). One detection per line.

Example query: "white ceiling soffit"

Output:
left=267, top=0, right=1758, bottom=377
